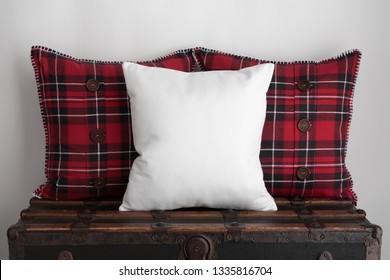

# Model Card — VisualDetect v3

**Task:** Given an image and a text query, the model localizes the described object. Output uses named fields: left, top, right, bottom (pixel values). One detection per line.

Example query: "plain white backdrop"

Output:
left=1, top=0, right=389, bottom=260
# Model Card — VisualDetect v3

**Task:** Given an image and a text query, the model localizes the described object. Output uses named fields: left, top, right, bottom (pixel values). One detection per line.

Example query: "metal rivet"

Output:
left=57, top=250, right=73, bottom=260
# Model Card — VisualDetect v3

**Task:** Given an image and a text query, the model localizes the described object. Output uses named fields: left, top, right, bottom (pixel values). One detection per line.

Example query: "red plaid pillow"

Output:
left=32, top=46, right=194, bottom=200
left=194, top=48, right=360, bottom=202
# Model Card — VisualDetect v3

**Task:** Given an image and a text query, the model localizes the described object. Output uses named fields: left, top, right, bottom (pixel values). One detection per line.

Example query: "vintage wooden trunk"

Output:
left=8, top=197, right=382, bottom=260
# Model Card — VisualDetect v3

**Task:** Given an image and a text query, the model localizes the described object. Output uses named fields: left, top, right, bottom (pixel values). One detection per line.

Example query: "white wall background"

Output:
left=1, top=0, right=389, bottom=260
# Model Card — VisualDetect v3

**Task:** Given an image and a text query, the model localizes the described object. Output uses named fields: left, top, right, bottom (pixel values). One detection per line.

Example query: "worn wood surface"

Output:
left=8, top=197, right=382, bottom=260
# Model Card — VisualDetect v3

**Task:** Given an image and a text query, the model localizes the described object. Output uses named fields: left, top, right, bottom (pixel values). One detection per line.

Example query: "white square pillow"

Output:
left=120, top=62, right=277, bottom=211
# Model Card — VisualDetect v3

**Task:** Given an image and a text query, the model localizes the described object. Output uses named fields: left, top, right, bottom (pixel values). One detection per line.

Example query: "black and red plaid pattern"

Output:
left=32, top=46, right=194, bottom=200
left=193, top=48, right=360, bottom=202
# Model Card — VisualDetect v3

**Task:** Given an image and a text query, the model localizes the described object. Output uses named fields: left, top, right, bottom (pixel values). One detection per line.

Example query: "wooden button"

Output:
left=297, top=167, right=311, bottom=180
left=90, top=129, right=105, bottom=143
left=298, top=119, right=312, bottom=132
left=297, top=80, right=311, bottom=91
left=86, top=79, right=100, bottom=92
left=92, top=177, right=106, bottom=189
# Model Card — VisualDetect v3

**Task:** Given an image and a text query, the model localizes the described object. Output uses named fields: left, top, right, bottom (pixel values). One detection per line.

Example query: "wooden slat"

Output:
left=24, top=221, right=369, bottom=234
left=275, top=197, right=353, bottom=207
left=20, top=208, right=366, bottom=221
left=28, top=197, right=354, bottom=209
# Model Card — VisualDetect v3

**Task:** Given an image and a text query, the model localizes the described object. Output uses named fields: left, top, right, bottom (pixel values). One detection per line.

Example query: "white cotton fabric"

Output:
left=120, top=62, right=277, bottom=211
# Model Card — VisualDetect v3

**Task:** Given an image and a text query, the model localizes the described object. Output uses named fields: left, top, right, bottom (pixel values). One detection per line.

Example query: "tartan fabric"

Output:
left=193, top=48, right=360, bottom=202
left=32, top=46, right=194, bottom=200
